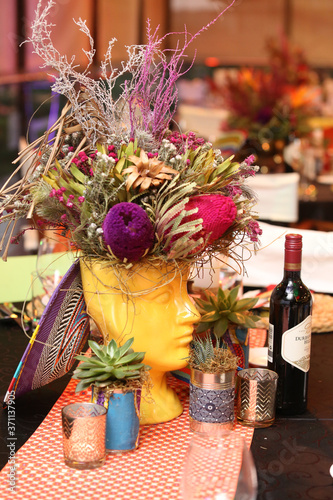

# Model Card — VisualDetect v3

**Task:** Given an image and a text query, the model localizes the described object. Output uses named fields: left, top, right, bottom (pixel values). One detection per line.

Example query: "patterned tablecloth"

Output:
left=0, top=376, right=254, bottom=500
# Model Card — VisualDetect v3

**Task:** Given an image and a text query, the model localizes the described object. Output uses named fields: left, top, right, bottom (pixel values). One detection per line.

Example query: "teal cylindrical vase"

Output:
left=91, top=386, right=141, bottom=453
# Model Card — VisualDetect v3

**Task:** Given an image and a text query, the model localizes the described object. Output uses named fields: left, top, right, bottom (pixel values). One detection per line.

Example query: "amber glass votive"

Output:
left=62, top=403, right=107, bottom=470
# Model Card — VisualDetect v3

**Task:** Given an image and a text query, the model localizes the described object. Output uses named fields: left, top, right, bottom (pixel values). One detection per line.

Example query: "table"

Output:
left=0, top=321, right=332, bottom=499
left=251, top=332, right=333, bottom=499
left=0, top=320, right=253, bottom=499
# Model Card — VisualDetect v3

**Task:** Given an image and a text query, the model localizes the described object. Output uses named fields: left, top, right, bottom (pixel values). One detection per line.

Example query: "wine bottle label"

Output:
left=281, top=316, right=312, bottom=372
left=268, top=323, right=274, bottom=363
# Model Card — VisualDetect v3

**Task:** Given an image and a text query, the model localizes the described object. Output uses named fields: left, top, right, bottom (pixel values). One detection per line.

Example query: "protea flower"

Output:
left=164, top=194, right=238, bottom=256
left=123, top=149, right=178, bottom=192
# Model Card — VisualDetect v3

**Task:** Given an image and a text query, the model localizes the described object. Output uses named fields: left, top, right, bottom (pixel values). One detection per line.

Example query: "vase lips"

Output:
left=176, top=327, right=194, bottom=342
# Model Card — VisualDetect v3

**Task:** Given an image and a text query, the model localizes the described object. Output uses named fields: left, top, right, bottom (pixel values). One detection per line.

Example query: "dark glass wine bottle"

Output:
left=268, top=234, right=312, bottom=415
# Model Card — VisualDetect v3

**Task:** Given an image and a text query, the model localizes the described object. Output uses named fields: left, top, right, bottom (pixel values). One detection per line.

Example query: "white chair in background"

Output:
left=177, top=104, right=229, bottom=142
left=246, top=172, right=300, bottom=223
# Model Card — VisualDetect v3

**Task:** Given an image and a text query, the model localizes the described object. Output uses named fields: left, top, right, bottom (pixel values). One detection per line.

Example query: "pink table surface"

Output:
left=0, top=376, right=254, bottom=500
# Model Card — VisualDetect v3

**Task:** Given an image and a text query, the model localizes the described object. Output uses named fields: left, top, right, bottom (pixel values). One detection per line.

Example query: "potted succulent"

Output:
left=188, top=333, right=238, bottom=435
left=194, top=285, right=261, bottom=368
left=73, top=337, right=151, bottom=453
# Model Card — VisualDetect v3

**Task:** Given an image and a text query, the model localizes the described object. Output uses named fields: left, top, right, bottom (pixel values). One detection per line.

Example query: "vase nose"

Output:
left=176, top=298, right=200, bottom=325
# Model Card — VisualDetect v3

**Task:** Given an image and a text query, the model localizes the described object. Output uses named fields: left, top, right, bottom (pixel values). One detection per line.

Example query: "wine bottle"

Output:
left=268, top=234, right=312, bottom=415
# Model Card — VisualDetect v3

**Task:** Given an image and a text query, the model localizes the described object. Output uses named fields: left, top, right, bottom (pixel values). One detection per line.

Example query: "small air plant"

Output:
left=189, top=334, right=238, bottom=374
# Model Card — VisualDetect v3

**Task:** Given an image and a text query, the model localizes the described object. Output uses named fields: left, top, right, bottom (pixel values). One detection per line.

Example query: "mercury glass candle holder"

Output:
left=62, top=402, right=107, bottom=470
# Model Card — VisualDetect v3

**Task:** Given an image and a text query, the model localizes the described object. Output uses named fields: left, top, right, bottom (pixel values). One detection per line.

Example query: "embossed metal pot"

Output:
left=189, top=368, right=235, bottom=435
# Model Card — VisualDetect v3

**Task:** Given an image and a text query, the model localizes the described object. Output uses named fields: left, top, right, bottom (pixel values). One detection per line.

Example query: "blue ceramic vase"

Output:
left=91, top=386, right=141, bottom=453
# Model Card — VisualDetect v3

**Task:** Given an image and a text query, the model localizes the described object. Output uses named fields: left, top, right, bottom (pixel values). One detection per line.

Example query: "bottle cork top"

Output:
left=285, top=234, right=302, bottom=250
left=284, top=234, right=302, bottom=269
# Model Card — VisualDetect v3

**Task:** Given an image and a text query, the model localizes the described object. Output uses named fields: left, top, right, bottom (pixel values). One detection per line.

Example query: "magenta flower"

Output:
left=166, top=194, right=237, bottom=255
left=102, top=202, right=155, bottom=262
left=246, top=220, right=262, bottom=242
left=245, top=154, right=256, bottom=166
left=185, top=194, right=237, bottom=245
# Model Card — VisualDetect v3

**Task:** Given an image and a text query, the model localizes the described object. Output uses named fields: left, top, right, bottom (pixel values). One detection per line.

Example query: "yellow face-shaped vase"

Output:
left=80, top=260, right=200, bottom=424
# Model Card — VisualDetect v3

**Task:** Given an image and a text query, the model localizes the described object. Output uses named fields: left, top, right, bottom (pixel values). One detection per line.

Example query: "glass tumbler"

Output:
left=62, top=403, right=107, bottom=470
left=237, top=368, right=278, bottom=428
left=179, top=432, right=257, bottom=500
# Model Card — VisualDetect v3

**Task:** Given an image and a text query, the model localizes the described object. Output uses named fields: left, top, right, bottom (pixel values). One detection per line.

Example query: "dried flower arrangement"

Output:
left=0, top=0, right=261, bottom=276
left=212, top=36, right=320, bottom=143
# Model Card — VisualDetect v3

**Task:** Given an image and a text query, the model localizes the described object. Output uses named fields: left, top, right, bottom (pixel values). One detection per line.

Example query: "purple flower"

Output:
left=102, top=202, right=154, bottom=262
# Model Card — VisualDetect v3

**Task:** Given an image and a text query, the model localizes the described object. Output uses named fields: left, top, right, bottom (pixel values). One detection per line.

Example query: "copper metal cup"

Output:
left=236, top=368, right=278, bottom=428
left=189, top=368, right=235, bottom=435
left=62, top=402, right=107, bottom=470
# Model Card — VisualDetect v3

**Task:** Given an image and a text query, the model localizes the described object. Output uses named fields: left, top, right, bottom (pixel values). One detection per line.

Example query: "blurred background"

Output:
left=1, top=0, right=333, bottom=254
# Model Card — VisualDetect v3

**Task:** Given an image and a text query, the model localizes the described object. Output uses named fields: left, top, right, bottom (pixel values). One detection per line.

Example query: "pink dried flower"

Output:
left=246, top=220, right=262, bottom=242
left=245, top=154, right=255, bottom=166
left=167, top=131, right=206, bottom=155
left=166, top=194, right=237, bottom=255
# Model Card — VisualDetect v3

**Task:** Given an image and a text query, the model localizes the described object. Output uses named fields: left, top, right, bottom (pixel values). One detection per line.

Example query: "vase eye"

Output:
left=144, top=290, right=172, bottom=304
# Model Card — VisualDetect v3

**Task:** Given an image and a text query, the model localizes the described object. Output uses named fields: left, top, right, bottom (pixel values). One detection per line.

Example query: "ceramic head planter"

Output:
left=80, top=259, right=199, bottom=424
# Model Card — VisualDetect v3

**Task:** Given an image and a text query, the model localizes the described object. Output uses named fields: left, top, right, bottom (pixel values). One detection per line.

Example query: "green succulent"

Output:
left=189, top=333, right=238, bottom=373
left=190, top=334, right=215, bottom=366
left=73, top=337, right=150, bottom=392
left=194, top=285, right=261, bottom=338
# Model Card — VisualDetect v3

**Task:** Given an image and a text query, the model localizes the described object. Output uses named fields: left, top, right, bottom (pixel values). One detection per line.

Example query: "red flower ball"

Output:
left=166, top=194, right=237, bottom=255
left=185, top=194, right=237, bottom=244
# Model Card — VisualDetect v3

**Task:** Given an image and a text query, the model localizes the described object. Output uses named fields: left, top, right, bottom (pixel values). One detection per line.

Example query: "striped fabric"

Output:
left=10, top=261, right=90, bottom=400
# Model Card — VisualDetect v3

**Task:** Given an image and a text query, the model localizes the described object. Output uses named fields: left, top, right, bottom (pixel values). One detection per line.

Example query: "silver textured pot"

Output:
left=189, top=368, right=235, bottom=435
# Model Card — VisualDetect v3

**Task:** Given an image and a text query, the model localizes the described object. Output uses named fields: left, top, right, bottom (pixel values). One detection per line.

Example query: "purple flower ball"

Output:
left=102, top=202, right=154, bottom=262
